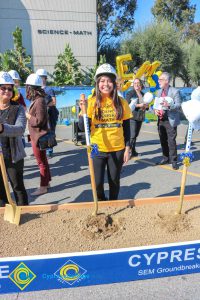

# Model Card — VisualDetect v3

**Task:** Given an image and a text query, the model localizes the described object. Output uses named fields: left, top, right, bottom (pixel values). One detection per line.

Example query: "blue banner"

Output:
left=1, top=240, right=200, bottom=294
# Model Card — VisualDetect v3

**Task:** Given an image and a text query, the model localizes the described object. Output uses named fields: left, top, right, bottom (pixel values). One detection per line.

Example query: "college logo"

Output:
left=8, top=262, right=36, bottom=291
left=54, top=260, right=87, bottom=285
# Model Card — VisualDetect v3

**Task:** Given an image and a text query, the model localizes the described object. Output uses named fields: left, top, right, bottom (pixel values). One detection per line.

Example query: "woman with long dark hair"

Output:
left=79, top=64, right=132, bottom=201
left=25, top=74, right=51, bottom=196
left=126, top=78, right=148, bottom=157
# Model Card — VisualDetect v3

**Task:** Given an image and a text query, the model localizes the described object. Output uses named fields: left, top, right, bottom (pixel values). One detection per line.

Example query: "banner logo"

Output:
left=54, top=260, right=87, bottom=285
left=8, top=262, right=36, bottom=290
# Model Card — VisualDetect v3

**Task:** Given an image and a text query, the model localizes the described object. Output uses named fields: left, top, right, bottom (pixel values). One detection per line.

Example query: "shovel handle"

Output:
left=0, top=150, right=15, bottom=206
left=176, top=123, right=193, bottom=214
left=87, top=150, right=98, bottom=216
left=176, top=164, right=188, bottom=214
left=80, top=93, right=87, bottom=115
left=80, top=94, right=98, bottom=215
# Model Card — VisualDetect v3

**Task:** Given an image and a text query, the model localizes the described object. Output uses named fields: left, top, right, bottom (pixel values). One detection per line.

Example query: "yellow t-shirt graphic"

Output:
left=87, top=96, right=132, bottom=152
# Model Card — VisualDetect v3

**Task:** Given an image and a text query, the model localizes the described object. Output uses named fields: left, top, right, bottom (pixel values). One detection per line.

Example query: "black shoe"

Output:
left=131, top=151, right=139, bottom=157
left=0, top=200, right=6, bottom=207
left=172, top=162, right=179, bottom=170
left=98, top=197, right=108, bottom=201
left=156, top=159, right=169, bottom=165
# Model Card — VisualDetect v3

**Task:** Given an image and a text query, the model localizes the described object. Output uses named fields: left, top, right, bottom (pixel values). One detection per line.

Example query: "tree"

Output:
left=0, top=51, right=13, bottom=71
left=121, top=21, right=183, bottom=84
left=98, top=43, right=120, bottom=66
left=11, top=27, right=32, bottom=81
left=188, top=43, right=200, bottom=84
left=151, top=0, right=196, bottom=29
left=53, top=44, right=83, bottom=86
left=187, top=22, right=200, bottom=44
left=0, top=27, right=32, bottom=82
left=178, top=40, right=197, bottom=86
left=97, top=0, right=137, bottom=51
left=82, top=55, right=106, bottom=86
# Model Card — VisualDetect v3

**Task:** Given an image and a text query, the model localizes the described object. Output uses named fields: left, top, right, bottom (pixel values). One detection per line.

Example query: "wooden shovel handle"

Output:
left=176, top=164, right=188, bottom=214
left=80, top=93, right=87, bottom=115
left=79, top=93, right=98, bottom=215
left=0, top=152, right=15, bottom=205
left=87, top=151, right=98, bottom=215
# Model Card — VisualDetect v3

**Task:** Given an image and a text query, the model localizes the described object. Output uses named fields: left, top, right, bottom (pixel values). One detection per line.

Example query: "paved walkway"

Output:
left=24, top=122, right=200, bottom=206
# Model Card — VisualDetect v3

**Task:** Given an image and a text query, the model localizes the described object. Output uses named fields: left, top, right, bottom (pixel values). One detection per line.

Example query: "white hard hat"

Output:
left=191, top=86, right=200, bottom=101
left=25, top=73, right=42, bottom=86
left=94, top=64, right=117, bottom=81
left=143, top=92, right=153, bottom=104
left=8, top=70, right=21, bottom=80
left=182, top=99, right=200, bottom=123
left=36, top=68, right=48, bottom=77
left=0, top=72, right=14, bottom=85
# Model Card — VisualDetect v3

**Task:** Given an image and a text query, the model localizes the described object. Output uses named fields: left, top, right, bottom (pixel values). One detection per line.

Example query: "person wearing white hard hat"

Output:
left=155, top=72, right=181, bottom=170
left=0, top=71, right=28, bottom=206
left=36, top=68, right=58, bottom=157
left=35, top=68, right=56, bottom=105
left=125, top=78, right=149, bottom=157
left=25, top=73, right=51, bottom=196
left=79, top=63, right=132, bottom=201
left=8, top=70, right=26, bottom=108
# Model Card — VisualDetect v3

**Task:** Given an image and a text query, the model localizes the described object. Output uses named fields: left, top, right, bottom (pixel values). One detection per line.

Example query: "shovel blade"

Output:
left=4, top=204, right=21, bottom=225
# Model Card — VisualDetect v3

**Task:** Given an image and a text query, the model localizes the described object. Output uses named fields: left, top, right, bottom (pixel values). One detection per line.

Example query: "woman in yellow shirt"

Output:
left=79, top=63, right=132, bottom=201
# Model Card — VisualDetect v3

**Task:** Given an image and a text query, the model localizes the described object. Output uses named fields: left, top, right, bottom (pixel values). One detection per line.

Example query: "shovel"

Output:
left=0, top=145, right=21, bottom=225
left=176, top=123, right=193, bottom=214
left=80, top=94, right=98, bottom=216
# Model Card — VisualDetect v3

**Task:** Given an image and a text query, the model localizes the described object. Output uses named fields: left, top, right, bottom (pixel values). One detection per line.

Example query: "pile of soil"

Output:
left=0, top=199, right=200, bottom=258
left=81, top=214, right=123, bottom=239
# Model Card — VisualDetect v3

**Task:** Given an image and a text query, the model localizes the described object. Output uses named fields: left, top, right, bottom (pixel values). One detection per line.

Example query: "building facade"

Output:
left=0, top=0, right=97, bottom=74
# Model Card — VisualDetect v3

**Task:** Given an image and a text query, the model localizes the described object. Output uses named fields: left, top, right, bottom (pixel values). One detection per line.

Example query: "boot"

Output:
left=130, top=138, right=138, bottom=157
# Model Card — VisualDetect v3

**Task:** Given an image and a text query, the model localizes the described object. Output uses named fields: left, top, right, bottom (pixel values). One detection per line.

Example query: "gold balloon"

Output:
left=71, top=106, right=76, bottom=113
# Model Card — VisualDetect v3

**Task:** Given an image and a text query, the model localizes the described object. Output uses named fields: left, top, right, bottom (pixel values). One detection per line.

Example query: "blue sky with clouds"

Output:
left=134, top=0, right=200, bottom=26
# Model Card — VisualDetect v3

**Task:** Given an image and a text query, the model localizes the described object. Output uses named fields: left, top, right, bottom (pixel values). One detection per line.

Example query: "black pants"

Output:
left=158, top=120, right=177, bottom=163
left=0, top=159, right=28, bottom=207
left=130, top=120, right=143, bottom=154
left=93, top=150, right=124, bottom=200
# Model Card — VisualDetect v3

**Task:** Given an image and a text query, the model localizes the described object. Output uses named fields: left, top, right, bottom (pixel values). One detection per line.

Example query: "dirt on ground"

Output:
left=0, top=199, right=200, bottom=258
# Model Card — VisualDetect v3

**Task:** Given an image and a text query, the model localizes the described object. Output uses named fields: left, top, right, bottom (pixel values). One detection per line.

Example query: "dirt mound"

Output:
left=157, top=211, right=192, bottom=233
left=81, top=213, right=123, bottom=240
left=1, top=200, right=200, bottom=257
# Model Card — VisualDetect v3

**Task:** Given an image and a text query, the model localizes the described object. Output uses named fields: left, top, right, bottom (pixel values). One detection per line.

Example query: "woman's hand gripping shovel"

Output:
left=80, top=94, right=98, bottom=216
left=176, top=123, right=194, bottom=214
left=0, top=144, right=21, bottom=225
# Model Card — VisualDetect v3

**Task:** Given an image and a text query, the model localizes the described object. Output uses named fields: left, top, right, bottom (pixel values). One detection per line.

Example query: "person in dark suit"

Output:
left=155, top=72, right=181, bottom=170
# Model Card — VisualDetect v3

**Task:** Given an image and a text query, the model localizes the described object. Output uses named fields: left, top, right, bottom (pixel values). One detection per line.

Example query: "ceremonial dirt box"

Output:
left=0, top=195, right=200, bottom=294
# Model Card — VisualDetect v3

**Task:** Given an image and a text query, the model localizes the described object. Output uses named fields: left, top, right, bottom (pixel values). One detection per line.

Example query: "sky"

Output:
left=134, top=0, right=200, bottom=27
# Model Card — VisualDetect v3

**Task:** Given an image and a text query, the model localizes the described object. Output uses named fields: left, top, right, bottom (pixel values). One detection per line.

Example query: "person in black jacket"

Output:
left=126, top=78, right=148, bottom=157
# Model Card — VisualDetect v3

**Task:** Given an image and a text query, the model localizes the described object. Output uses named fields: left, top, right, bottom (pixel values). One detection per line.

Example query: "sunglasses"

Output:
left=0, top=86, right=13, bottom=92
